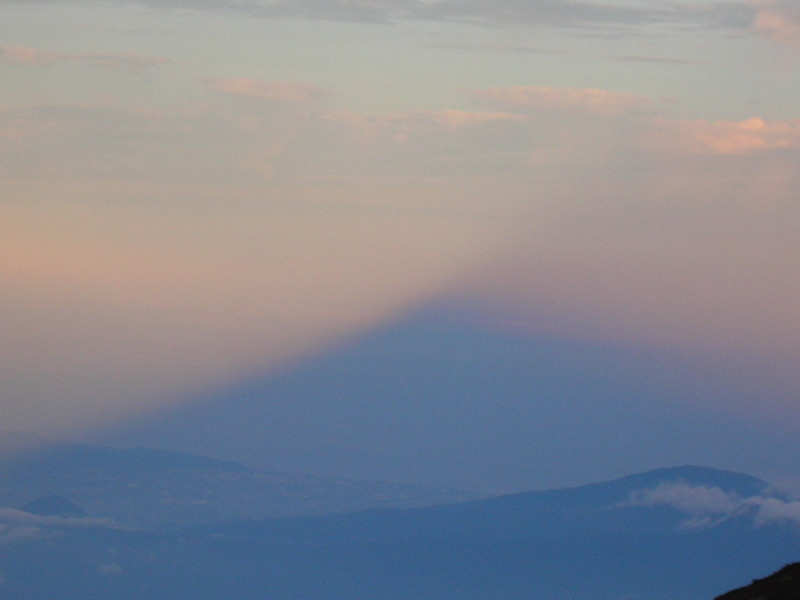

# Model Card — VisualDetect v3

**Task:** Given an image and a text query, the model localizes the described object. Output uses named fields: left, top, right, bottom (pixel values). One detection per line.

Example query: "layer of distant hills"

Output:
left=0, top=431, right=475, bottom=527
left=1, top=433, right=799, bottom=599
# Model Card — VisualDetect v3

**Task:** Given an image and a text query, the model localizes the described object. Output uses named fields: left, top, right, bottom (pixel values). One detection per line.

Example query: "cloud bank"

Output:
left=647, top=116, right=800, bottom=155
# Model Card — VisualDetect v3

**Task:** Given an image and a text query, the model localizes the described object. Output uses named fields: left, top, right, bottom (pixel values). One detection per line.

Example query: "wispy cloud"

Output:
left=0, top=45, right=169, bottom=72
left=98, top=562, right=125, bottom=575
left=324, top=108, right=527, bottom=144
left=270, top=0, right=753, bottom=33
left=0, top=507, right=118, bottom=529
left=612, top=54, right=702, bottom=65
left=622, top=481, right=800, bottom=530
left=0, top=45, right=59, bottom=65
left=750, top=497, right=800, bottom=526
left=427, top=41, right=552, bottom=55
left=0, top=525, right=52, bottom=544
left=0, top=0, right=759, bottom=34
left=623, top=482, right=743, bottom=516
left=0, top=507, right=122, bottom=545
left=752, top=0, right=800, bottom=45
left=471, top=85, right=649, bottom=114
left=646, top=116, right=800, bottom=155
left=76, top=52, right=169, bottom=72
left=203, top=78, right=329, bottom=103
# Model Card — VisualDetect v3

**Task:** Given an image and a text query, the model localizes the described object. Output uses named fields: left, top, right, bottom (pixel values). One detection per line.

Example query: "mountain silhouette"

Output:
left=0, top=464, right=798, bottom=600
left=714, top=563, right=800, bottom=599
left=0, top=435, right=474, bottom=526
left=206, top=465, right=770, bottom=543
left=19, top=494, right=87, bottom=518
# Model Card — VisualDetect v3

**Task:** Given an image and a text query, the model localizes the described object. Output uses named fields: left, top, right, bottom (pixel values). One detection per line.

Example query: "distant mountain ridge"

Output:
left=0, top=433, right=476, bottom=527
left=0, top=462, right=797, bottom=600
left=204, top=465, right=774, bottom=543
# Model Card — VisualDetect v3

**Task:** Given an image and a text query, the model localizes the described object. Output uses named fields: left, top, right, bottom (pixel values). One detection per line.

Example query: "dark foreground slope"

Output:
left=715, top=563, right=800, bottom=599
left=0, top=465, right=798, bottom=600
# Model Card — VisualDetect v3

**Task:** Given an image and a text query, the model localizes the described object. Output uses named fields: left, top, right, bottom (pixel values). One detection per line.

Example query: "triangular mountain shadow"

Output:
left=714, top=563, right=800, bottom=599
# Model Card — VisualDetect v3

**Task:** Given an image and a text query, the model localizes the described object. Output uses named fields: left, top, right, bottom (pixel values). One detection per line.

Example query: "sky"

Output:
left=3, top=0, right=800, bottom=491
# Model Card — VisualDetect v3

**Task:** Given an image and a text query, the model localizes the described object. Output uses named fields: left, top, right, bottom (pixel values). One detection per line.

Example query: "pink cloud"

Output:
left=0, top=45, right=58, bottom=65
left=752, top=0, right=800, bottom=45
left=418, top=109, right=526, bottom=129
left=72, top=52, right=168, bottom=72
left=323, top=108, right=526, bottom=144
left=646, top=116, right=800, bottom=155
left=205, top=78, right=327, bottom=103
left=472, top=86, right=648, bottom=115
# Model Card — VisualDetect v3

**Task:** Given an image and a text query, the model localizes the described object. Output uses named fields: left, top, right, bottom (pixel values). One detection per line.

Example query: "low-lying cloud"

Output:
left=0, top=508, right=121, bottom=545
left=624, top=482, right=743, bottom=516
left=0, top=507, right=118, bottom=529
left=622, top=482, right=800, bottom=530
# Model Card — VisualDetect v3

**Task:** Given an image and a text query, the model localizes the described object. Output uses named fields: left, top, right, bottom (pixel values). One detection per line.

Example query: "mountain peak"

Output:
left=19, top=494, right=88, bottom=519
left=608, top=465, right=768, bottom=496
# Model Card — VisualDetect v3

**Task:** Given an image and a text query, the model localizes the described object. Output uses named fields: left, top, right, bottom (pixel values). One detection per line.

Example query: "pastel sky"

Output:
left=3, top=0, right=800, bottom=486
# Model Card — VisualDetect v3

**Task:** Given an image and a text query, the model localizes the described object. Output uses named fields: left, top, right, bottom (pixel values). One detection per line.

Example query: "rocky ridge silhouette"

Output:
left=715, top=563, right=800, bottom=599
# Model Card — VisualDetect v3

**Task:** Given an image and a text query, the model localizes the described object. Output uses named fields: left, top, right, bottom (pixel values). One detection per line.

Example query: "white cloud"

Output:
left=622, top=482, right=743, bottom=516
left=0, top=508, right=126, bottom=544
left=0, top=507, right=118, bottom=529
left=621, top=481, right=800, bottom=530
left=748, top=497, right=800, bottom=526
